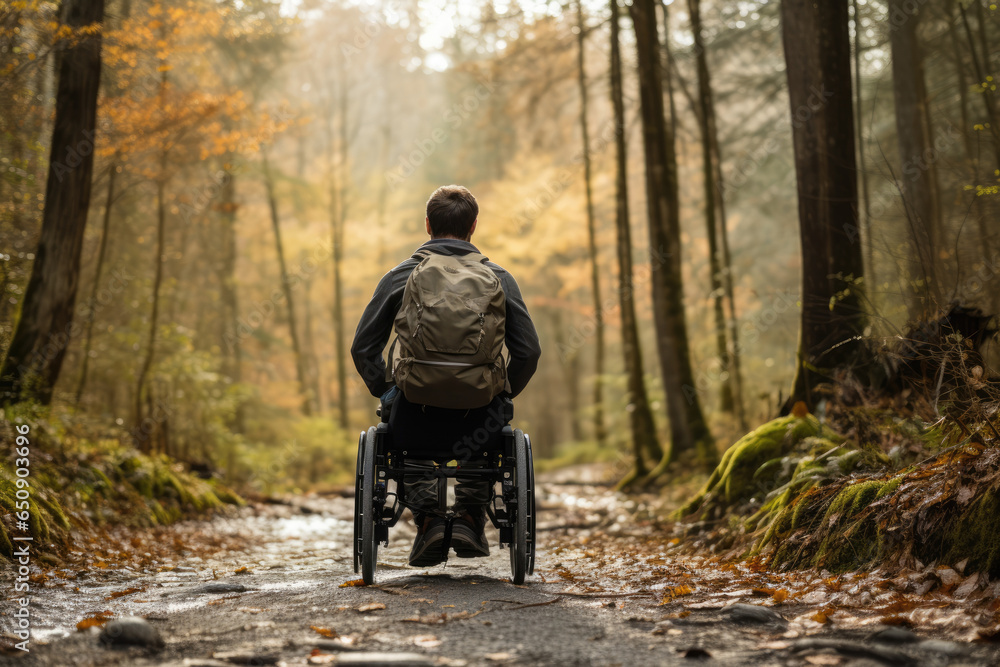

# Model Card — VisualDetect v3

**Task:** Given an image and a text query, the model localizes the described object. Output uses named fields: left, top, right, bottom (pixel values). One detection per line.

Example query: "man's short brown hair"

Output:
left=426, top=185, right=478, bottom=239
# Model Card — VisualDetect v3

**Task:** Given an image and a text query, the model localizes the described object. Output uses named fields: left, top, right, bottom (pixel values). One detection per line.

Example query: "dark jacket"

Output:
left=351, top=238, right=541, bottom=400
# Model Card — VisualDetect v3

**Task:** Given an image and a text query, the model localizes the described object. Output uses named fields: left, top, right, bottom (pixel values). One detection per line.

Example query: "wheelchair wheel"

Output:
left=353, top=431, right=366, bottom=575
left=360, top=426, right=379, bottom=585
left=510, top=429, right=531, bottom=585
left=525, top=434, right=536, bottom=576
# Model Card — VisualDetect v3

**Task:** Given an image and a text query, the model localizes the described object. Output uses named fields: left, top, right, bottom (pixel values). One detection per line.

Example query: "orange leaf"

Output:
left=339, top=579, right=367, bottom=588
left=76, top=611, right=113, bottom=631
left=311, top=626, right=338, bottom=638
left=105, top=586, right=146, bottom=600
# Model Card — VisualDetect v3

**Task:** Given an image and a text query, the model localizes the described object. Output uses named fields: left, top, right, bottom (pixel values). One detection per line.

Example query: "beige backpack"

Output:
left=390, top=251, right=507, bottom=409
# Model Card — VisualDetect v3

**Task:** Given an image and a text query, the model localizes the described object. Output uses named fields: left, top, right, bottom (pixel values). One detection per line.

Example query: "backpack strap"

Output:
left=385, top=335, right=399, bottom=383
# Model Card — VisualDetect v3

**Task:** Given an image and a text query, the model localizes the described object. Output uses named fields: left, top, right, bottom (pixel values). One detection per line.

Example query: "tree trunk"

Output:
left=302, top=275, right=323, bottom=412
left=889, top=0, right=941, bottom=316
left=851, top=0, right=875, bottom=288
left=610, top=0, right=661, bottom=489
left=134, top=171, right=167, bottom=443
left=329, top=76, right=350, bottom=430
left=263, top=148, right=314, bottom=416
left=959, top=4, right=1000, bottom=171
left=781, top=0, right=867, bottom=408
left=687, top=0, right=746, bottom=429
left=948, top=3, right=975, bottom=167
left=0, top=0, right=105, bottom=405
left=74, top=159, right=117, bottom=406
left=376, top=119, right=392, bottom=272
left=218, top=159, right=244, bottom=431
left=576, top=0, right=607, bottom=448
left=628, top=0, right=716, bottom=473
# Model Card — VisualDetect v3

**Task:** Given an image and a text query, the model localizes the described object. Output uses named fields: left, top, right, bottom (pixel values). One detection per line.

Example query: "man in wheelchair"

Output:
left=351, top=185, right=541, bottom=569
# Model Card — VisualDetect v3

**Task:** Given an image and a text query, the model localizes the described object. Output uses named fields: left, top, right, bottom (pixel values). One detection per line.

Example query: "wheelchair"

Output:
left=352, top=395, right=536, bottom=585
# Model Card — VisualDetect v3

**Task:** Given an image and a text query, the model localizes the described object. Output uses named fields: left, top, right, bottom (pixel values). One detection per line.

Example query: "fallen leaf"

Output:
left=358, top=602, right=386, bottom=613
left=878, top=615, right=914, bottom=628
left=810, top=610, right=830, bottom=624
left=411, top=634, right=442, bottom=648
left=105, top=586, right=146, bottom=600
left=772, top=589, right=789, bottom=604
left=659, top=584, right=694, bottom=604
left=234, top=566, right=252, bottom=575
left=339, top=579, right=367, bottom=588
left=310, top=626, right=338, bottom=639
left=76, top=611, right=113, bottom=631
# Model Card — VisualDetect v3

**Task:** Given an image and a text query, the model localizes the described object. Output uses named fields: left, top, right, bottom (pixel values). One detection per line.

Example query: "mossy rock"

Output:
left=807, top=477, right=905, bottom=572
left=677, top=415, right=834, bottom=519
left=939, top=492, right=1000, bottom=576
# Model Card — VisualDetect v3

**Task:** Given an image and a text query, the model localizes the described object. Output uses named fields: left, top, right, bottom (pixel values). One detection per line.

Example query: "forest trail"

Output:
left=5, top=466, right=1000, bottom=667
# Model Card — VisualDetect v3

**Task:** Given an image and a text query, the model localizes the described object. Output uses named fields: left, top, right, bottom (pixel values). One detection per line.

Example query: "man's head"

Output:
left=425, top=185, right=478, bottom=241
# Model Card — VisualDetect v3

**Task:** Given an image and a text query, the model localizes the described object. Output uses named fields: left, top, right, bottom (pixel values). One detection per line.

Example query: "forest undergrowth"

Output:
left=672, top=306, right=1000, bottom=581
left=0, top=402, right=243, bottom=563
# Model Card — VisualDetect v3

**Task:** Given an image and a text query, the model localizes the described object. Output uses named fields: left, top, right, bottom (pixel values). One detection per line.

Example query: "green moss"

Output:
left=34, top=492, right=70, bottom=530
left=939, top=492, right=1000, bottom=576
left=209, top=481, right=245, bottom=506
left=676, top=415, right=829, bottom=519
left=0, top=521, right=12, bottom=559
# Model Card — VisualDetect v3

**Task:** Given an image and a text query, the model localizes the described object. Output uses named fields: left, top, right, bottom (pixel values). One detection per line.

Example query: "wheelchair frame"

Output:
left=352, top=410, right=536, bottom=585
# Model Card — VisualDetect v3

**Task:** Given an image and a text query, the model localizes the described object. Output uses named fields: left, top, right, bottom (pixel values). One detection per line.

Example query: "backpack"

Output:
left=389, top=250, right=507, bottom=409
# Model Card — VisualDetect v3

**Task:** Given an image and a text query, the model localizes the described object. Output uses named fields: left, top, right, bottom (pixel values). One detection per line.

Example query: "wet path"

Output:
left=2, top=469, right=999, bottom=666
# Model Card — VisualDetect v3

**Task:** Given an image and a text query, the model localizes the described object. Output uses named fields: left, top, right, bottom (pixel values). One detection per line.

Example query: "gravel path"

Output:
left=2, top=469, right=998, bottom=666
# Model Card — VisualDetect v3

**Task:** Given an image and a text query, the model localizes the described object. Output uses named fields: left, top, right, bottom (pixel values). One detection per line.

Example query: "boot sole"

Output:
left=451, top=525, right=489, bottom=558
left=408, top=534, right=447, bottom=567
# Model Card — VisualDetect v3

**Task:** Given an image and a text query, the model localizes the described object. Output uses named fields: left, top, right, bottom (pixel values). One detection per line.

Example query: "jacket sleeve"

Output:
left=499, top=272, right=541, bottom=398
left=351, top=271, right=400, bottom=398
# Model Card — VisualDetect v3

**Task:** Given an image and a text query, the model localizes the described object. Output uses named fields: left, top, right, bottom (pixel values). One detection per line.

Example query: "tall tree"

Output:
left=687, top=0, right=746, bottom=429
left=889, top=0, right=941, bottom=314
left=0, top=0, right=105, bottom=405
left=958, top=2, right=1000, bottom=171
left=575, top=0, right=607, bottom=447
left=217, top=155, right=244, bottom=430
left=781, top=0, right=867, bottom=408
left=610, top=0, right=660, bottom=488
left=628, top=0, right=717, bottom=472
left=324, top=64, right=352, bottom=430
left=262, top=148, right=315, bottom=416
left=75, top=159, right=118, bottom=406
left=851, top=0, right=874, bottom=278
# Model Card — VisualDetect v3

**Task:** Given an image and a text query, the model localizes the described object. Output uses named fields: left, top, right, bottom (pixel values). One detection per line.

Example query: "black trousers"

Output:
left=387, top=394, right=508, bottom=521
